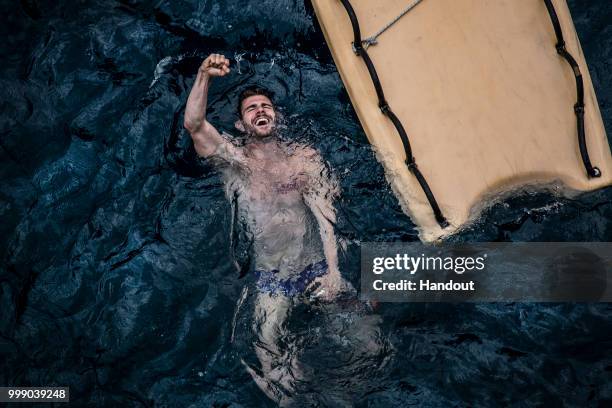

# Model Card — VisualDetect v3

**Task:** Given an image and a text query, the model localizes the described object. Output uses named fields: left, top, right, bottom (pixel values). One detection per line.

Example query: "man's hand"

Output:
left=200, top=53, right=230, bottom=78
left=306, top=273, right=356, bottom=303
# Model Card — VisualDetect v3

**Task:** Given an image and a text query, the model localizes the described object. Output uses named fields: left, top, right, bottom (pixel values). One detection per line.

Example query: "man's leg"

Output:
left=243, top=292, right=300, bottom=406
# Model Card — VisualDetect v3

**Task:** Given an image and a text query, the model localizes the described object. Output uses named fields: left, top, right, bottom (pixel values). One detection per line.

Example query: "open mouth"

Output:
left=254, top=116, right=270, bottom=127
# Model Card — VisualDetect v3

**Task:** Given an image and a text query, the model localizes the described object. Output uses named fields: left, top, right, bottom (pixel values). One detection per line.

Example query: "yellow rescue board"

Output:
left=312, top=0, right=612, bottom=241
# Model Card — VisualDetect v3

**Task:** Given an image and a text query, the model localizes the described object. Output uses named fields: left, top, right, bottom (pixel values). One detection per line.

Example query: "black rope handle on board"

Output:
left=543, top=0, right=601, bottom=178
left=338, top=0, right=449, bottom=228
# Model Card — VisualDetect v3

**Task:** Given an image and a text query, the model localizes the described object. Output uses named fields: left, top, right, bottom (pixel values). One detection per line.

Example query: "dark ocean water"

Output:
left=1, top=0, right=611, bottom=406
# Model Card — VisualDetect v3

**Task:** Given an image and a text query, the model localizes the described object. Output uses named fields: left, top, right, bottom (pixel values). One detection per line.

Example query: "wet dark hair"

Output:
left=236, top=86, right=275, bottom=118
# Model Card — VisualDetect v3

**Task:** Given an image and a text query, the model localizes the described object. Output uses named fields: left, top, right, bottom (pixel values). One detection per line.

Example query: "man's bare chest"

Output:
left=243, top=149, right=310, bottom=196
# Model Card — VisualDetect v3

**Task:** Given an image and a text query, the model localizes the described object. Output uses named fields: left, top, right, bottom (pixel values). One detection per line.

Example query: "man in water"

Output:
left=184, top=53, right=354, bottom=404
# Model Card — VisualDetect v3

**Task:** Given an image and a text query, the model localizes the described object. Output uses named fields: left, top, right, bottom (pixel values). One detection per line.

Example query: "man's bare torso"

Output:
left=224, top=138, right=325, bottom=276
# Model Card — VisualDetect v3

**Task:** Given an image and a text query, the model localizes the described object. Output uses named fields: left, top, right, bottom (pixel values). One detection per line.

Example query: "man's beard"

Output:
left=243, top=120, right=276, bottom=138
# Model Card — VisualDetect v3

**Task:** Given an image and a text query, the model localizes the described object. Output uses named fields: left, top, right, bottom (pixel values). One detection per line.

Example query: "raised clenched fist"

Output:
left=200, top=53, right=230, bottom=77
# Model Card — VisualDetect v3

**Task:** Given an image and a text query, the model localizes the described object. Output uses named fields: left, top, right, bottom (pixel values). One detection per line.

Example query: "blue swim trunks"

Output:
left=254, top=260, right=328, bottom=297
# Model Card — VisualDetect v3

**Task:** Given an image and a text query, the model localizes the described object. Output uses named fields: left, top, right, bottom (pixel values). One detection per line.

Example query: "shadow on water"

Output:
left=1, top=0, right=612, bottom=406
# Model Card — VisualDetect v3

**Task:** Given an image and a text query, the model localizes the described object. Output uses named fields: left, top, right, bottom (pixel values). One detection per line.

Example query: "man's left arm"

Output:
left=301, top=148, right=354, bottom=299
left=304, top=185, right=340, bottom=277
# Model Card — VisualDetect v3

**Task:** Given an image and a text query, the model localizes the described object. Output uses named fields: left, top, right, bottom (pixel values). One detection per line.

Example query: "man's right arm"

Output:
left=183, top=54, right=232, bottom=158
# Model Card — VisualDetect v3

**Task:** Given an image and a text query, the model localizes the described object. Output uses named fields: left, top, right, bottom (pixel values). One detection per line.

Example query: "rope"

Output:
left=338, top=0, right=449, bottom=229
left=362, top=0, right=424, bottom=49
left=543, top=0, right=601, bottom=178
